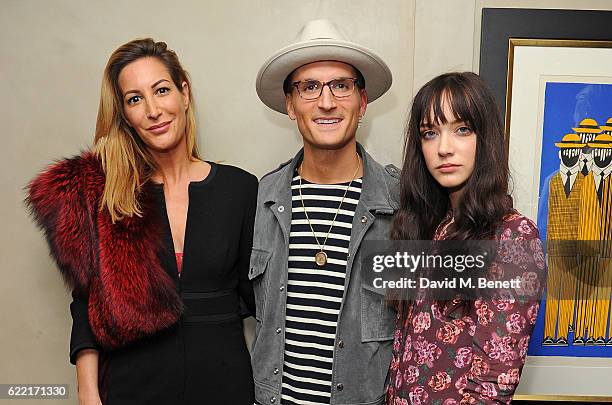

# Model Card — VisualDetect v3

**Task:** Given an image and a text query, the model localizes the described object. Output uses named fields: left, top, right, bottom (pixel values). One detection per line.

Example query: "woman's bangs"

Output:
left=421, top=84, right=476, bottom=128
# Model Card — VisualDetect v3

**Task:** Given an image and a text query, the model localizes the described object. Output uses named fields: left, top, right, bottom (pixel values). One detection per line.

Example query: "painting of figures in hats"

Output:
left=529, top=81, right=612, bottom=358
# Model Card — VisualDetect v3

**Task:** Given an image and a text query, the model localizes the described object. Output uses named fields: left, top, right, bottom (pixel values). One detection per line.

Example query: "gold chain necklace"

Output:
left=298, top=154, right=361, bottom=267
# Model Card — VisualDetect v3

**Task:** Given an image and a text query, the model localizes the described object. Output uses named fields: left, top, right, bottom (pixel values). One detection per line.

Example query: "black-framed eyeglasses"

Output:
left=292, top=78, right=358, bottom=100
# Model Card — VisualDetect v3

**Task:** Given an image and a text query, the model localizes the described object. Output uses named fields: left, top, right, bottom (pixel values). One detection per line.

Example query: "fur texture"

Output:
left=26, top=152, right=182, bottom=350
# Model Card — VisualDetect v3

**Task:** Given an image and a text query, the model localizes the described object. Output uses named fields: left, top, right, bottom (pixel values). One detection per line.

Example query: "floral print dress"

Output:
left=386, top=212, right=544, bottom=405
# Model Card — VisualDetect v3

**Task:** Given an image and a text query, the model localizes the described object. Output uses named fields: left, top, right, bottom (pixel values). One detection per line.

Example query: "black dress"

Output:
left=69, top=163, right=257, bottom=405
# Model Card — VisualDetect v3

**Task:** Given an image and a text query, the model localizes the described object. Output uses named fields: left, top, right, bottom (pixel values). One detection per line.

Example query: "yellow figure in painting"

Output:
left=574, top=118, right=600, bottom=175
left=601, top=117, right=612, bottom=136
left=586, top=132, right=612, bottom=344
left=574, top=119, right=604, bottom=344
left=600, top=118, right=612, bottom=344
left=544, top=133, right=585, bottom=345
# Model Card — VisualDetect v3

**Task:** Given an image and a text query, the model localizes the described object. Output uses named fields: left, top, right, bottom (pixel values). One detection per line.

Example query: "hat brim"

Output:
left=600, top=126, right=612, bottom=131
left=256, top=39, right=392, bottom=114
left=555, top=142, right=586, bottom=148
left=572, top=127, right=601, bottom=133
left=588, top=139, right=612, bottom=148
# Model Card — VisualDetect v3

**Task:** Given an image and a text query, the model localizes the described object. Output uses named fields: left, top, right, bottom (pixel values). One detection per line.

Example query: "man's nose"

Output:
left=317, top=85, right=337, bottom=110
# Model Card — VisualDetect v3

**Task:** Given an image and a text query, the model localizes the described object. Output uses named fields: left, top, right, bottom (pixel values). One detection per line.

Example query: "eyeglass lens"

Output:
left=296, top=79, right=355, bottom=100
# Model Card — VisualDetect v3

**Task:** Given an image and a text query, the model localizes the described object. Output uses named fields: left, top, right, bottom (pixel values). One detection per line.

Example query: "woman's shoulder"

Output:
left=498, top=210, right=540, bottom=241
left=32, top=151, right=101, bottom=179
left=27, top=151, right=104, bottom=207
left=26, top=151, right=104, bottom=295
left=213, top=162, right=258, bottom=186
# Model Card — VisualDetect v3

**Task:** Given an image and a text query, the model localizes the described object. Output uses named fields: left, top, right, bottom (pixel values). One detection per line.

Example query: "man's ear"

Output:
left=359, top=89, right=368, bottom=118
left=286, top=94, right=296, bottom=120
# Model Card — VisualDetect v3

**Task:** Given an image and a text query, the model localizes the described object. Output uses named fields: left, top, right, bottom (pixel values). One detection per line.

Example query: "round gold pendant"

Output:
left=315, top=251, right=328, bottom=267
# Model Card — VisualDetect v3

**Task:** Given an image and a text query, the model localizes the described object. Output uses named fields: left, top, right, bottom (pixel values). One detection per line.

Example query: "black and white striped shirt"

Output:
left=281, top=174, right=362, bottom=405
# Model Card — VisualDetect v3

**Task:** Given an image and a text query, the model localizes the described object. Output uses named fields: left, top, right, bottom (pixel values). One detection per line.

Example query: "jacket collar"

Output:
left=264, top=142, right=397, bottom=212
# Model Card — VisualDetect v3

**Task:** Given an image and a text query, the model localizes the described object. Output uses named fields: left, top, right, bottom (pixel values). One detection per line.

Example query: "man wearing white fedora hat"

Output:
left=250, top=19, right=398, bottom=405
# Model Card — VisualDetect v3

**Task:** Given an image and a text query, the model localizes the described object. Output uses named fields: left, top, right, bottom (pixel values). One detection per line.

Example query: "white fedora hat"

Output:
left=256, top=19, right=392, bottom=114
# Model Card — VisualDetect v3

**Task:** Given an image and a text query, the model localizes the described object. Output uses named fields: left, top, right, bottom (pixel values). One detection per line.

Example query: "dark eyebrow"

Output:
left=123, top=79, right=171, bottom=97
left=420, top=118, right=465, bottom=128
left=151, top=79, right=170, bottom=88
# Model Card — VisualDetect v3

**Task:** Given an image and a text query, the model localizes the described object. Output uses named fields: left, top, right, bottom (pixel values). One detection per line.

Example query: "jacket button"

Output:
left=337, top=340, right=344, bottom=348
left=270, top=397, right=276, bottom=403
left=337, top=383, right=344, bottom=391
left=280, top=285, right=285, bottom=291
left=273, top=367, right=279, bottom=375
left=278, top=205, right=285, bottom=212
left=276, top=327, right=282, bottom=334
left=360, top=216, right=368, bottom=223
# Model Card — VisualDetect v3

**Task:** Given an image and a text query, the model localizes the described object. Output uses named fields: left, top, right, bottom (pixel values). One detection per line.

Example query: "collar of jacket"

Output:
left=264, top=142, right=399, bottom=212
left=26, top=152, right=183, bottom=350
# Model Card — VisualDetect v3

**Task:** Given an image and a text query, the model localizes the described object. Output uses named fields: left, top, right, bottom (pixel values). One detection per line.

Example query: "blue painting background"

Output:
left=529, top=81, right=612, bottom=357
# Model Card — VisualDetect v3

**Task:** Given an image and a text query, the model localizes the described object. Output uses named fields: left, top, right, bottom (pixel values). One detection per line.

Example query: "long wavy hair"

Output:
left=392, top=72, right=511, bottom=242
left=93, top=38, right=199, bottom=223
left=390, top=72, right=513, bottom=316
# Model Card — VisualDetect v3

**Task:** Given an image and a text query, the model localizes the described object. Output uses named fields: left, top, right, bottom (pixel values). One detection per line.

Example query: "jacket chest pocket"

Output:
left=360, top=285, right=396, bottom=342
left=249, top=249, right=272, bottom=322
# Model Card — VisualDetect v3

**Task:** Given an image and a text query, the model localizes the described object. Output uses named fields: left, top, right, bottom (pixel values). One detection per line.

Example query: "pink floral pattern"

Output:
left=413, top=336, right=442, bottom=368
left=408, top=386, right=429, bottom=405
left=488, top=262, right=504, bottom=281
left=453, top=346, right=472, bottom=369
left=516, top=271, right=541, bottom=296
left=436, top=320, right=463, bottom=344
left=402, top=334, right=413, bottom=363
left=492, top=297, right=514, bottom=312
left=483, top=333, right=518, bottom=364
left=518, top=335, right=531, bottom=359
left=526, top=303, right=539, bottom=325
left=497, top=368, right=519, bottom=392
left=470, top=355, right=490, bottom=377
left=412, top=311, right=432, bottom=333
left=475, top=382, right=498, bottom=399
left=517, top=220, right=533, bottom=235
left=386, top=213, right=542, bottom=405
left=454, top=373, right=468, bottom=394
left=404, top=365, right=420, bottom=385
left=505, top=312, right=526, bottom=334
left=474, top=299, right=494, bottom=326
left=428, top=371, right=452, bottom=392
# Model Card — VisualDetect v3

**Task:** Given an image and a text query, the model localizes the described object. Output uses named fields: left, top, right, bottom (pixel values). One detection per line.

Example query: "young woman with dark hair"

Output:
left=386, top=72, right=544, bottom=404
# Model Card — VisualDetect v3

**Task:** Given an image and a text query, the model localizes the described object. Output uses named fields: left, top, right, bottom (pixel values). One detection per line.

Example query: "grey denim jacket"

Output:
left=249, top=144, right=399, bottom=405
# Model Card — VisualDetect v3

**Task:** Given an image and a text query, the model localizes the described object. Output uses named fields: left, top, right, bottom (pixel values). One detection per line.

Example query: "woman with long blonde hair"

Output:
left=27, top=38, right=257, bottom=404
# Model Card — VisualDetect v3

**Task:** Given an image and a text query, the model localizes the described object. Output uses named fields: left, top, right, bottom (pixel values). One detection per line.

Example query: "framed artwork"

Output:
left=479, top=8, right=612, bottom=401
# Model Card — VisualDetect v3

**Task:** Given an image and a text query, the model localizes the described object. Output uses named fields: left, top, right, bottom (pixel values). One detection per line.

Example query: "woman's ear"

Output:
left=181, top=81, right=189, bottom=110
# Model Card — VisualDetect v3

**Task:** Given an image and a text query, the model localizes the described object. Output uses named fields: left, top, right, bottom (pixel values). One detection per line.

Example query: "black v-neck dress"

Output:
left=68, top=162, right=257, bottom=405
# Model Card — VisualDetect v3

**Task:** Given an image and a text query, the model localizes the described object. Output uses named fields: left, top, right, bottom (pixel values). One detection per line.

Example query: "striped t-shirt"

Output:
left=281, top=174, right=362, bottom=405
